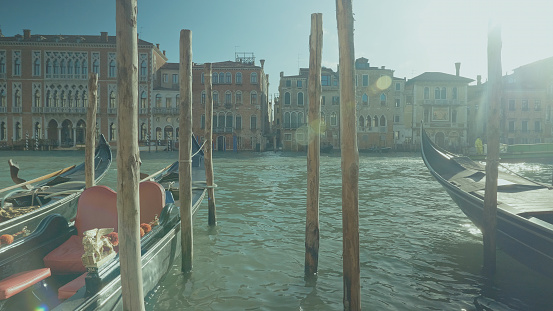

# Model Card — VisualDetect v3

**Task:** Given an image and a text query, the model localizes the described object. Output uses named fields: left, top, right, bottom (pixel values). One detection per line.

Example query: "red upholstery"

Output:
left=0, top=268, right=51, bottom=300
left=139, top=181, right=165, bottom=224
left=44, top=186, right=118, bottom=274
left=58, top=272, right=86, bottom=300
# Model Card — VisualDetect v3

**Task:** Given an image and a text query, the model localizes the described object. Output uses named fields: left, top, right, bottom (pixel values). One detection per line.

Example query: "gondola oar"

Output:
left=139, top=163, right=174, bottom=183
left=0, top=164, right=76, bottom=194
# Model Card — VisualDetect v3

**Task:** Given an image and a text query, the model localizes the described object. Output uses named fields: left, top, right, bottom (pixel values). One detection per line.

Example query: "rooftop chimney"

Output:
left=381, top=66, right=385, bottom=69
left=23, top=29, right=31, bottom=40
left=156, top=43, right=160, bottom=49
left=163, top=50, right=166, bottom=56
left=477, top=75, right=482, bottom=85
left=101, top=32, right=108, bottom=42
left=280, top=71, right=284, bottom=78
left=260, top=59, right=265, bottom=69
left=455, top=62, right=461, bottom=76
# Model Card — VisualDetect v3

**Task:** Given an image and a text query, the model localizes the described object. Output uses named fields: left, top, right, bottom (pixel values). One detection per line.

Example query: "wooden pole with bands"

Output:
left=204, top=63, right=217, bottom=226
left=179, top=29, right=194, bottom=273
left=336, top=0, right=361, bottom=309
left=483, top=23, right=502, bottom=275
left=85, top=72, right=98, bottom=189
left=116, top=0, right=144, bottom=309
left=305, top=12, right=323, bottom=278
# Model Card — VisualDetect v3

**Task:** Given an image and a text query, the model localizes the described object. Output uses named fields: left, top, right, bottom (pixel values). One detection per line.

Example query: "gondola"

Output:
left=420, top=126, right=553, bottom=278
left=0, top=134, right=112, bottom=241
left=0, top=136, right=206, bottom=310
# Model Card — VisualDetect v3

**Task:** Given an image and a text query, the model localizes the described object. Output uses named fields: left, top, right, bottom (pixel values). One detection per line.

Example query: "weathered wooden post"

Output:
left=305, top=12, right=323, bottom=278
left=483, top=23, right=502, bottom=275
left=179, top=29, right=194, bottom=272
left=85, top=72, right=98, bottom=188
left=116, top=0, right=144, bottom=309
left=336, top=0, right=361, bottom=309
left=204, top=63, right=217, bottom=226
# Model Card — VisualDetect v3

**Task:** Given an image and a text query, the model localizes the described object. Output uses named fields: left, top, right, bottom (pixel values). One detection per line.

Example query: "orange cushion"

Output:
left=75, top=186, right=118, bottom=235
left=0, top=268, right=51, bottom=300
left=58, top=272, right=87, bottom=300
left=139, top=181, right=165, bottom=224
left=43, top=235, right=86, bottom=274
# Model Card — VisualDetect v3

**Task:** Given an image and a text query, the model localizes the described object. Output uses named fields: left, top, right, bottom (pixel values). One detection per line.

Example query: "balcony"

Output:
left=12, top=106, right=22, bottom=113
left=139, top=108, right=149, bottom=115
left=107, top=108, right=117, bottom=114
left=32, top=107, right=44, bottom=113
left=422, top=99, right=464, bottom=105
left=152, top=107, right=179, bottom=115
left=0, top=107, right=6, bottom=113
left=43, top=107, right=87, bottom=114
left=213, top=127, right=234, bottom=133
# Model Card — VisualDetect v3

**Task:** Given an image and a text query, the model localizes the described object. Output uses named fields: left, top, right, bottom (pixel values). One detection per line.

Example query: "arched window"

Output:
left=74, top=91, right=80, bottom=107
left=298, top=112, right=304, bottom=126
left=225, top=72, right=231, bottom=84
left=250, top=115, right=257, bottom=129
left=155, top=94, right=162, bottom=107
left=213, top=91, right=219, bottom=104
left=330, top=112, right=337, bottom=126
left=110, top=91, right=116, bottom=108
left=225, top=91, right=232, bottom=104
left=140, top=60, right=147, bottom=76
left=226, top=113, right=233, bottom=128
left=15, top=122, right=21, bottom=140
left=14, top=58, right=21, bottom=76
left=434, top=87, right=440, bottom=99
left=298, top=92, right=304, bottom=106
left=212, top=72, right=218, bottom=84
left=13, top=89, right=21, bottom=107
left=155, top=127, right=162, bottom=140
left=45, top=90, right=51, bottom=107
left=0, top=58, right=5, bottom=74
left=219, top=73, right=224, bottom=84
left=235, top=91, right=242, bottom=105
left=75, top=60, right=80, bottom=75
left=236, top=72, right=242, bottom=84
left=93, top=60, right=99, bottom=74
left=359, top=115, right=365, bottom=129
left=60, top=91, right=66, bottom=107
left=374, top=116, right=378, bottom=127
left=0, top=122, right=5, bottom=141
left=176, top=94, right=180, bottom=108
left=109, top=123, right=116, bottom=141
left=367, top=115, right=372, bottom=128
left=320, top=112, right=325, bottom=124
left=60, top=60, right=66, bottom=74
left=235, top=115, right=242, bottom=129
left=34, top=90, right=41, bottom=107
left=380, top=115, right=386, bottom=127
left=201, top=91, right=206, bottom=104
left=109, top=60, right=116, bottom=77
left=284, top=92, right=291, bottom=105
left=34, top=58, right=41, bottom=75
left=46, top=60, right=52, bottom=75
left=284, top=112, right=291, bottom=128
left=0, top=90, right=4, bottom=107
left=201, top=114, right=205, bottom=129
left=250, top=72, right=258, bottom=84
left=441, top=87, right=446, bottom=99
left=380, top=93, right=386, bottom=106
left=82, top=91, right=88, bottom=107
left=140, top=91, right=147, bottom=108
left=35, top=122, right=42, bottom=138
left=140, top=123, right=147, bottom=140
left=362, top=93, right=368, bottom=104
left=250, top=91, right=257, bottom=105
left=53, top=60, right=59, bottom=74
left=452, top=87, right=458, bottom=99
left=201, top=72, right=204, bottom=84
left=53, top=90, right=59, bottom=107
left=67, top=60, right=73, bottom=75
left=218, top=112, right=225, bottom=128
left=67, top=91, right=73, bottom=107
left=82, top=60, right=88, bottom=75
left=291, top=112, right=298, bottom=128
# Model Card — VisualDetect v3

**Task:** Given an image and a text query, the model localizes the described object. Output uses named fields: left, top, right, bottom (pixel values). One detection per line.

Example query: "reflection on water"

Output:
left=1, top=151, right=552, bottom=310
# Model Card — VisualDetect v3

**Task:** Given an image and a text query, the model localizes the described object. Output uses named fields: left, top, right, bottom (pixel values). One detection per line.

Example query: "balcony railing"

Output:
left=139, top=108, right=149, bottom=115
left=0, top=106, right=6, bottom=113
left=11, top=106, right=22, bottom=113
left=43, top=107, right=87, bottom=114
left=213, top=127, right=234, bottom=133
left=107, top=108, right=117, bottom=114
left=45, top=73, right=87, bottom=80
left=152, top=107, right=179, bottom=114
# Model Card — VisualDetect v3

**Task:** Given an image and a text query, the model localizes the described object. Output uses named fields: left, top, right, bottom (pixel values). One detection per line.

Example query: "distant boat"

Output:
left=469, top=142, right=553, bottom=162
left=0, top=135, right=112, bottom=239
left=320, top=142, right=333, bottom=153
left=421, top=126, right=553, bottom=278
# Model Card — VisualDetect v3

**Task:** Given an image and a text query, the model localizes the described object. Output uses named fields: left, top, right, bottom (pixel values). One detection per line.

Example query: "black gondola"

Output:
left=420, top=126, right=553, bottom=278
left=0, top=135, right=206, bottom=310
left=0, top=134, right=112, bottom=240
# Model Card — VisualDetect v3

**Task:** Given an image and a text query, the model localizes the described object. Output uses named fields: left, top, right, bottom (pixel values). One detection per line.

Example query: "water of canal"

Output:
left=1, top=150, right=552, bottom=310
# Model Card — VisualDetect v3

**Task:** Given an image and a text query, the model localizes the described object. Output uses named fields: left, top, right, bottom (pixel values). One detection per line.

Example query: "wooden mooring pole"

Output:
left=179, top=29, right=194, bottom=273
left=116, top=0, right=144, bottom=309
left=483, top=23, right=502, bottom=275
left=85, top=72, right=98, bottom=188
left=336, top=0, right=360, bottom=309
left=305, top=12, right=323, bottom=278
left=204, top=63, right=217, bottom=226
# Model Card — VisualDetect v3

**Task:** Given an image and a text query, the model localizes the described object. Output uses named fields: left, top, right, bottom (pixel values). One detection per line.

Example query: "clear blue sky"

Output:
left=2, top=0, right=552, bottom=97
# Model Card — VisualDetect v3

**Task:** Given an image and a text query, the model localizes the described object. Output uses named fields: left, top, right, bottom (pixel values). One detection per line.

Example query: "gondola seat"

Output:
left=43, top=186, right=118, bottom=274
left=139, top=181, right=166, bottom=224
left=0, top=268, right=51, bottom=300
left=57, top=272, right=87, bottom=300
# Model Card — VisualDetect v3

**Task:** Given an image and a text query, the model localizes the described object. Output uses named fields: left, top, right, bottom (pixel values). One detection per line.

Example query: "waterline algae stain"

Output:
left=1, top=151, right=552, bottom=310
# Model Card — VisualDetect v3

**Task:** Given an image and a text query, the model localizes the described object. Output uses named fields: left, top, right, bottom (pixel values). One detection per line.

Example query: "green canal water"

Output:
left=1, top=150, right=552, bottom=310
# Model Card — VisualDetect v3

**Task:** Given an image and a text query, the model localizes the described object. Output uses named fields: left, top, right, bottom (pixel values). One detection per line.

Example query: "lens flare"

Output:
left=375, top=75, right=392, bottom=90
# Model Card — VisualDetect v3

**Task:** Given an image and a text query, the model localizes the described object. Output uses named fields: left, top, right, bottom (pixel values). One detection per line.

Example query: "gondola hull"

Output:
left=421, top=127, right=553, bottom=278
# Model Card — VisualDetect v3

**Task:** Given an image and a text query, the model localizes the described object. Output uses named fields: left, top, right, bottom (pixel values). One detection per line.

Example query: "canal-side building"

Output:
left=152, top=55, right=270, bottom=151
left=0, top=29, right=166, bottom=148
left=407, top=64, right=473, bottom=152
